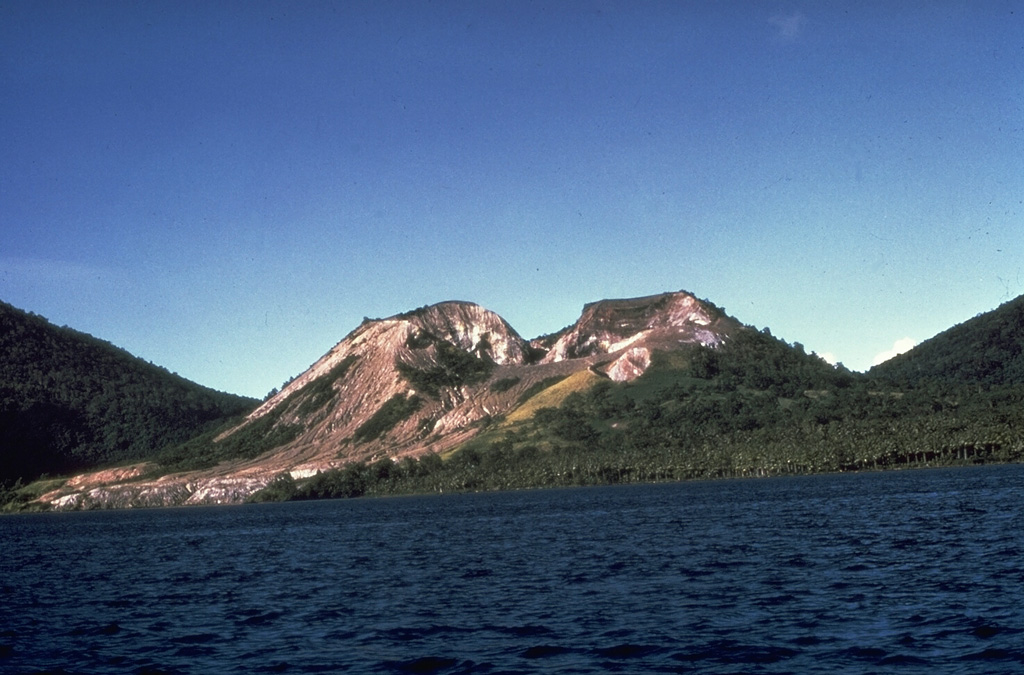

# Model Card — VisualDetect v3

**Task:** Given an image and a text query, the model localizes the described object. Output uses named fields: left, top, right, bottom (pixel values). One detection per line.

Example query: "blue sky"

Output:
left=2, top=1, right=1022, bottom=398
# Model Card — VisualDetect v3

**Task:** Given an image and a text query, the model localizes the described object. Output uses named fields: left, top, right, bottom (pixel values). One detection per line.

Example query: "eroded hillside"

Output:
left=28, top=291, right=741, bottom=509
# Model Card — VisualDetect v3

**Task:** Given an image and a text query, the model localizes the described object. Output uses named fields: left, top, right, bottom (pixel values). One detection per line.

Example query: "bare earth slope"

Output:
left=34, top=291, right=739, bottom=510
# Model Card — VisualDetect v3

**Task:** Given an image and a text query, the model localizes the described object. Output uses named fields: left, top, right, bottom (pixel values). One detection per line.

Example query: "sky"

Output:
left=2, top=1, right=1022, bottom=398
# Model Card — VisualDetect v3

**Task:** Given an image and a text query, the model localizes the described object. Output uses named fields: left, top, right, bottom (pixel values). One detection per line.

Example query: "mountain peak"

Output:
left=20, top=290, right=1024, bottom=512
left=395, top=300, right=530, bottom=366
left=541, top=291, right=729, bottom=366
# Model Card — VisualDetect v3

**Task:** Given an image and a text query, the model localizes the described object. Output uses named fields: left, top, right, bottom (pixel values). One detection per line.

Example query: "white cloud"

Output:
left=769, top=11, right=806, bottom=42
left=817, top=351, right=839, bottom=366
left=871, top=337, right=917, bottom=367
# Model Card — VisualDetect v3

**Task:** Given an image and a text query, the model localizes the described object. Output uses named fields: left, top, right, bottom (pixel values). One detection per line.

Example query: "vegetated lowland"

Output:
left=0, top=301, right=257, bottom=490
left=250, top=296, right=1024, bottom=503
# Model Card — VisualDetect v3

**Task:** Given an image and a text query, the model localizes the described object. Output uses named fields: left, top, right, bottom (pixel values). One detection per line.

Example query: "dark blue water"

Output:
left=2, top=465, right=1024, bottom=674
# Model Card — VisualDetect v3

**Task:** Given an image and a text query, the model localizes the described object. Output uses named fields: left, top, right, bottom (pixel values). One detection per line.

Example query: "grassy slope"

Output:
left=503, top=370, right=604, bottom=424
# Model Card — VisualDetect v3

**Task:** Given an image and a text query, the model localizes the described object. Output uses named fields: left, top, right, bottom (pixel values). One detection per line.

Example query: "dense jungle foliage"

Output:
left=0, top=301, right=256, bottom=484
left=870, top=294, right=1024, bottom=386
left=250, top=324, right=1024, bottom=503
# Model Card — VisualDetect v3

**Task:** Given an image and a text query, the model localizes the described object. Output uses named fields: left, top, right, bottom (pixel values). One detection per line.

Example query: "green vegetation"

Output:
left=11, top=292, right=1024, bottom=508
left=353, top=394, right=424, bottom=442
left=396, top=339, right=495, bottom=397
left=0, top=301, right=256, bottom=484
left=516, top=374, right=570, bottom=404
left=153, top=410, right=303, bottom=474
left=0, top=476, right=66, bottom=513
left=247, top=473, right=299, bottom=503
left=248, top=454, right=447, bottom=502
left=871, top=294, right=1024, bottom=386
left=293, top=356, right=359, bottom=418
left=153, top=359, right=361, bottom=473
left=490, top=376, right=521, bottom=393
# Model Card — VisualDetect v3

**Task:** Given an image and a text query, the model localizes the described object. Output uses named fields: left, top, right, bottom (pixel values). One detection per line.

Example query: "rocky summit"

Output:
left=33, top=291, right=739, bottom=510
left=542, top=292, right=730, bottom=380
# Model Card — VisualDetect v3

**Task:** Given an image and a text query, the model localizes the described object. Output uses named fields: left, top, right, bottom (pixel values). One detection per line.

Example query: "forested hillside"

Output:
left=870, top=295, right=1024, bottom=386
left=0, top=301, right=256, bottom=484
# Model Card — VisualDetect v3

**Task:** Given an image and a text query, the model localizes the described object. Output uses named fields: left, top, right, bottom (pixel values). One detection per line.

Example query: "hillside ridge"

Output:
left=869, top=294, right=1024, bottom=386
left=0, top=300, right=256, bottom=485
left=15, top=291, right=739, bottom=508
left=7, top=289, right=1024, bottom=512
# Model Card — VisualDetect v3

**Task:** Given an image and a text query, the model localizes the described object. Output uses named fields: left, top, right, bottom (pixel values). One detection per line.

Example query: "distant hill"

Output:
left=869, top=294, right=1024, bottom=386
left=0, top=300, right=256, bottom=484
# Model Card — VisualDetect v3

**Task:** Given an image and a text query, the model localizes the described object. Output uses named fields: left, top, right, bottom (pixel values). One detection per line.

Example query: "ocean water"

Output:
left=2, top=465, right=1024, bottom=674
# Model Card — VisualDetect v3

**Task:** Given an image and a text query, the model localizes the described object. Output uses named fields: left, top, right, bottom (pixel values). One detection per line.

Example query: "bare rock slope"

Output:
left=37, top=291, right=737, bottom=509
left=543, top=292, right=729, bottom=380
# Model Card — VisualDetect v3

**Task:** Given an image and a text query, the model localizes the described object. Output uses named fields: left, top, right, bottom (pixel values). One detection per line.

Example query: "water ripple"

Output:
left=2, top=465, right=1024, bottom=673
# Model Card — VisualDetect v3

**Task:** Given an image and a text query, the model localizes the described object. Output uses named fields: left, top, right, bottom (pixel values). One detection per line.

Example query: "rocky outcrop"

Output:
left=40, top=473, right=278, bottom=510
left=543, top=291, right=729, bottom=379
left=248, top=301, right=530, bottom=420
left=606, top=347, right=653, bottom=382
left=207, top=301, right=537, bottom=477
left=404, top=301, right=531, bottom=365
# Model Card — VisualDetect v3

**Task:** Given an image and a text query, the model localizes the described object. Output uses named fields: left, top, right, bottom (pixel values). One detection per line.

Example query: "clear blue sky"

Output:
left=2, top=1, right=1022, bottom=398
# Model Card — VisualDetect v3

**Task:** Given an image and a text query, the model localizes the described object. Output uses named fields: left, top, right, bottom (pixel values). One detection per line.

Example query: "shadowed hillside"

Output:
left=0, top=300, right=256, bottom=484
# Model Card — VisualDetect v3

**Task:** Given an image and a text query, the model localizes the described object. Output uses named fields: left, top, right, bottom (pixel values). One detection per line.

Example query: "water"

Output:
left=2, top=465, right=1024, bottom=674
